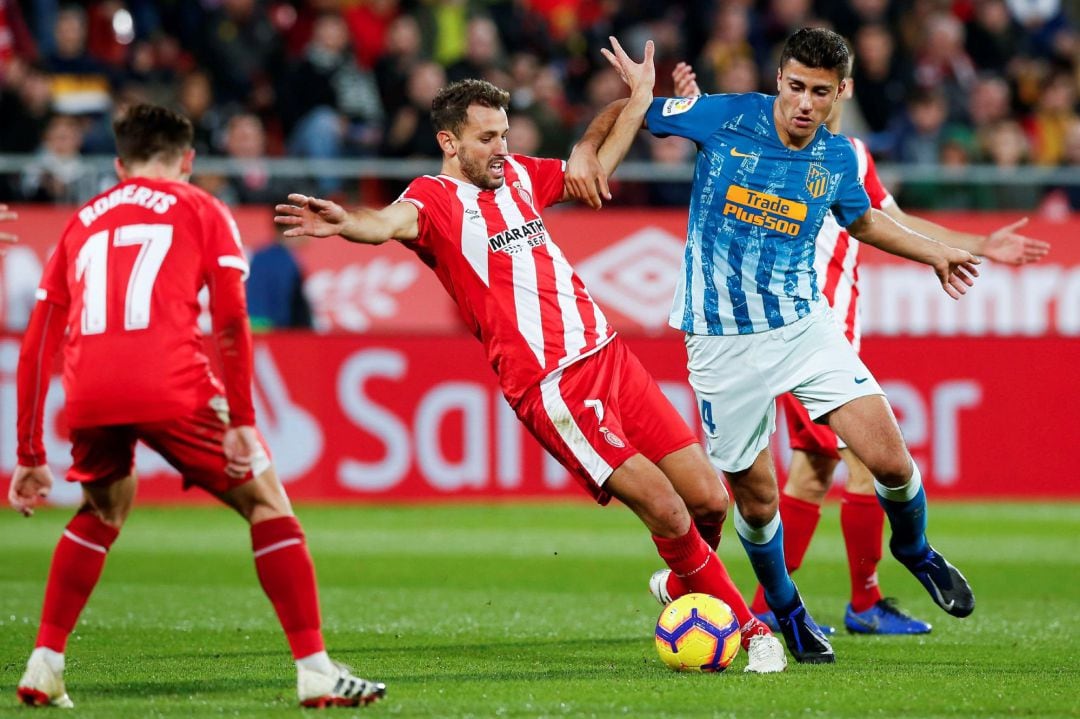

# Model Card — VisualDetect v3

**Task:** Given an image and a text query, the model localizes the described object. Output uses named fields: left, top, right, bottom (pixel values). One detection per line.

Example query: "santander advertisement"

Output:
left=0, top=206, right=1077, bottom=500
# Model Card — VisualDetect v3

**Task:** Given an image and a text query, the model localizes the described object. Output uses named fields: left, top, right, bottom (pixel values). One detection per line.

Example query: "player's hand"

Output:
left=601, top=37, right=655, bottom=97
left=982, top=217, right=1050, bottom=265
left=933, top=246, right=981, bottom=299
left=9, top=464, right=54, bottom=517
left=565, top=142, right=610, bottom=210
left=274, top=194, right=348, bottom=239
left=672, top=62, right=703, bottom=97
left=0, top=203, right=19, bottom=247
left=223, top=425, right=260, bottom=479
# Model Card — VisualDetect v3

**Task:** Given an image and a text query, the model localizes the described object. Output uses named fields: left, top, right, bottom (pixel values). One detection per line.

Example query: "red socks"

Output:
left=694, top=519, right=723, bottom=550
left=35, top=512, right=120, bottom=652
left=841, top=490, right=885, bottom=612
left=749, top=494, right=820, bottom=614
left=251, top=516, right=325, bottom=659
left=653, top=526, right=754, bottom=627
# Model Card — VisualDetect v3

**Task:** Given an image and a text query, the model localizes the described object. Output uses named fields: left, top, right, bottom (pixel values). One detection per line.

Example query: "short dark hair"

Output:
left=431, top=79, right=510, bottom=136
left=779, top=28, right=851, bottom=80
left=113, top=103, right=194, bottom=165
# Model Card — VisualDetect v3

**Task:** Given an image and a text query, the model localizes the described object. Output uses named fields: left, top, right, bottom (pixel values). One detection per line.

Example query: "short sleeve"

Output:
left=201, top=196, right=250, bottom=280
left=645, top=94, right=740, bottom=145
left=859, top=142, right=894, bottom=210
left=36, top=236, right=70, bottom=307
left=395, top=176, right=453, bottom=248
left=830, top=141, right=872, bottom=228
left=507, top=155, right=565, bottom=209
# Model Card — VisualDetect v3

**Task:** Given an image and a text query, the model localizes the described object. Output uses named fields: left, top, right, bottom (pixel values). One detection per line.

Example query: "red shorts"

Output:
left=67, top=397, right=271, bottom=495
left=512, top=337, right=698, bottom=505
left=779, top=393, right=840, bottom=460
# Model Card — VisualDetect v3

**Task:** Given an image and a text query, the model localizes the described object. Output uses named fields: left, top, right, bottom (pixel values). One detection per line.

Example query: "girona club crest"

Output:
left=806, top=163, right=830, bottom=199
left=512, top=181, right=533, bottom=207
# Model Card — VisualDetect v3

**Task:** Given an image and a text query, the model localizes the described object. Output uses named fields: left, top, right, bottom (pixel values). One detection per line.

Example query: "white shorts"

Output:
left=685, top=303, right=883, bottom=473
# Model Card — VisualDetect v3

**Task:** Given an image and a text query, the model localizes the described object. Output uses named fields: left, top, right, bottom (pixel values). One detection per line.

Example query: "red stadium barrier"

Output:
left=2, top=205, right=1078, bottom=336
left=1, top=333, right=1076, bottom=503
left=1, top=206, right=1076, bottom=502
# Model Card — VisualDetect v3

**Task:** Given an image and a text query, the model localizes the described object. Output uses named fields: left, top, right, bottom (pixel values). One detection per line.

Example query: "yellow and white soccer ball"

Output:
left=655, top=593, right=741, bottom=672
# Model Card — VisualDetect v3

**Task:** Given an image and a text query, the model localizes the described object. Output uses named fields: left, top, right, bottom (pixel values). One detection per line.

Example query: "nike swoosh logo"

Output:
left=927, top=579, right=956, bottom=611
left=730, top=148, right=758, bottom=159
left=854, top=377, right=869, bottom=384
left=852, top=615, right=879, bottom=631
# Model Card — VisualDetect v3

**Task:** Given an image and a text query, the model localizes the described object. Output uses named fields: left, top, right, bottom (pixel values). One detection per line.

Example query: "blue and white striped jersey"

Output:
left=646, top=93, right=870, bottom=335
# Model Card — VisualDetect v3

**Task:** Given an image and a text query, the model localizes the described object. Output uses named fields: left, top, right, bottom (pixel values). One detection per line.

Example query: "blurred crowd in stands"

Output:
left=0, top=0, right=1078, bottom=210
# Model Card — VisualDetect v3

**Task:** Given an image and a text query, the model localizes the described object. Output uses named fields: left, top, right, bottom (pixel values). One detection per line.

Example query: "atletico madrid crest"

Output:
left=806, top=164, right=830, bottom=198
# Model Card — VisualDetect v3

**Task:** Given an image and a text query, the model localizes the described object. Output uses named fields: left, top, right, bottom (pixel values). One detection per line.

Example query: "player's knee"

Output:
left=79, top=503, right=128, bottom=529
left=642, top=494, right=693, bottom=539
left=736, top=500, right=777, bottom=528
left=871, top=456, right=915, bottom=488
left=685, top=490, right=729, bottom=527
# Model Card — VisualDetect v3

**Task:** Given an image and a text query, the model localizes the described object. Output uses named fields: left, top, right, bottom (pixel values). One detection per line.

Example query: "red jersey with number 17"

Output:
left=36, top=178, right=252, bottom=427
left=396, top=154, right=613, bottom=403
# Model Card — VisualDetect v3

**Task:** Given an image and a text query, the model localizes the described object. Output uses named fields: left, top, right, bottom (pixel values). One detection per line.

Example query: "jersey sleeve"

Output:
left=36, top=227, right=73, bottom=307
left=830, top=140, right=872, bottom=228
left=199, top=197, right=255, bottom=426
left=201, top=197, right=250, bottom=281
left=645, top=94, right=739, bottom=144
left=16, top=298, right=67, bottom=465
left=860, top=142, right=895, bottom=210
left=395, top=176, right=452, bottom=249
left=509, top=154, right=565, bottom=209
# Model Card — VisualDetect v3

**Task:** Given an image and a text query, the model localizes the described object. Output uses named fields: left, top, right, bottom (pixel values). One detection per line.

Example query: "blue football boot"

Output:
left=770, top=589, right=835, bottom=664
left=754, top=609, right=835, bottom=636
left=844, top=598, right=932, bottom=635
left=895, top=545, right=975, bottom=618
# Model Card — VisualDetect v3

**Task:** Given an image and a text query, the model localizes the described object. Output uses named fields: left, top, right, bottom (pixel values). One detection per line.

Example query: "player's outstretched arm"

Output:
left=563, top=38, right=654, bottom=209
left=565, top=102, right=623, bottom=209
left=274, top=194, right=419, bottom=244
left=595, top=38, right=654, bottom=174
left=848, top=208, right=981, bottom=300
left=0, top=203, right=18, bottom=246
left=883, top=207, right=1050, bottom=265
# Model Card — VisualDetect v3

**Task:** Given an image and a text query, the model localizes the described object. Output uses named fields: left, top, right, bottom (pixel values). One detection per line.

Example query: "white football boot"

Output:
left=743, top=632, right=788, bottom=674
left=297, top=660, right=386, bottom=708
left=648, top=569, right=673, bottom=605
left=17, top=648, right=74, bottom=708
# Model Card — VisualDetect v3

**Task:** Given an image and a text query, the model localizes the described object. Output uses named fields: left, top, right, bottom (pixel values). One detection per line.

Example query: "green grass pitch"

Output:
left=2, top=502, right=1078, bottom=718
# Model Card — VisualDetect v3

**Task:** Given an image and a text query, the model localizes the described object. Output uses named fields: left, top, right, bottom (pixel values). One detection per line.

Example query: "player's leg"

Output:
left=826, top=395, right=974, bottom=618
left=140, top=404, right=384, bottom=707
left=684, top=333, right=833, bottom=663
left=790, top=307, right=973, bottom=619
left=839, top=448, right=932, bottom=634
left=18, top=428, right=137, bottom=708
left=749, top=395, right=839, bottom=623
left=603, top=454, right=785, bottom=673
left=723, top=449, right=833, bottom=663
left=519, top=341, right=785, bottom=672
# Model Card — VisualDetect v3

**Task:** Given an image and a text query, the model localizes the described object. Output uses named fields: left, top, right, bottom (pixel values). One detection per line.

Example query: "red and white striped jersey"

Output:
left=814, top=137, right=893, bottom=352
left=397, top=155, right=613, bottom=403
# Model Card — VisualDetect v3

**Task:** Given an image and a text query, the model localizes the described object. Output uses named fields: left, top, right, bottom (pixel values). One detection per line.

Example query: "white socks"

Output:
left=296, top=650, right=334, bottom=674
left=733, top=503, right=781, bottom=544
left=30, top=646, right=65, bottom=673
left=875, top=462, right=923, bottom=503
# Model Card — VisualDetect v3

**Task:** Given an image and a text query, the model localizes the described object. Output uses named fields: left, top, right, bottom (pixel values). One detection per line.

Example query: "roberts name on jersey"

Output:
left=78, top=184, right=178, bottom=227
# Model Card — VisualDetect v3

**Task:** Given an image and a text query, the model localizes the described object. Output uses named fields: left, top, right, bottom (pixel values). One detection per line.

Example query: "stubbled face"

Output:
left=774, top=60, right=845, bottom=147
left=450, top=105, right=509, bottom=190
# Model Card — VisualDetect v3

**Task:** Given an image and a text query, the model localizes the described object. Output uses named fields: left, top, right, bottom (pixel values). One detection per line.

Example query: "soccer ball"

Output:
left=655, top=593, right=741, bottom=672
